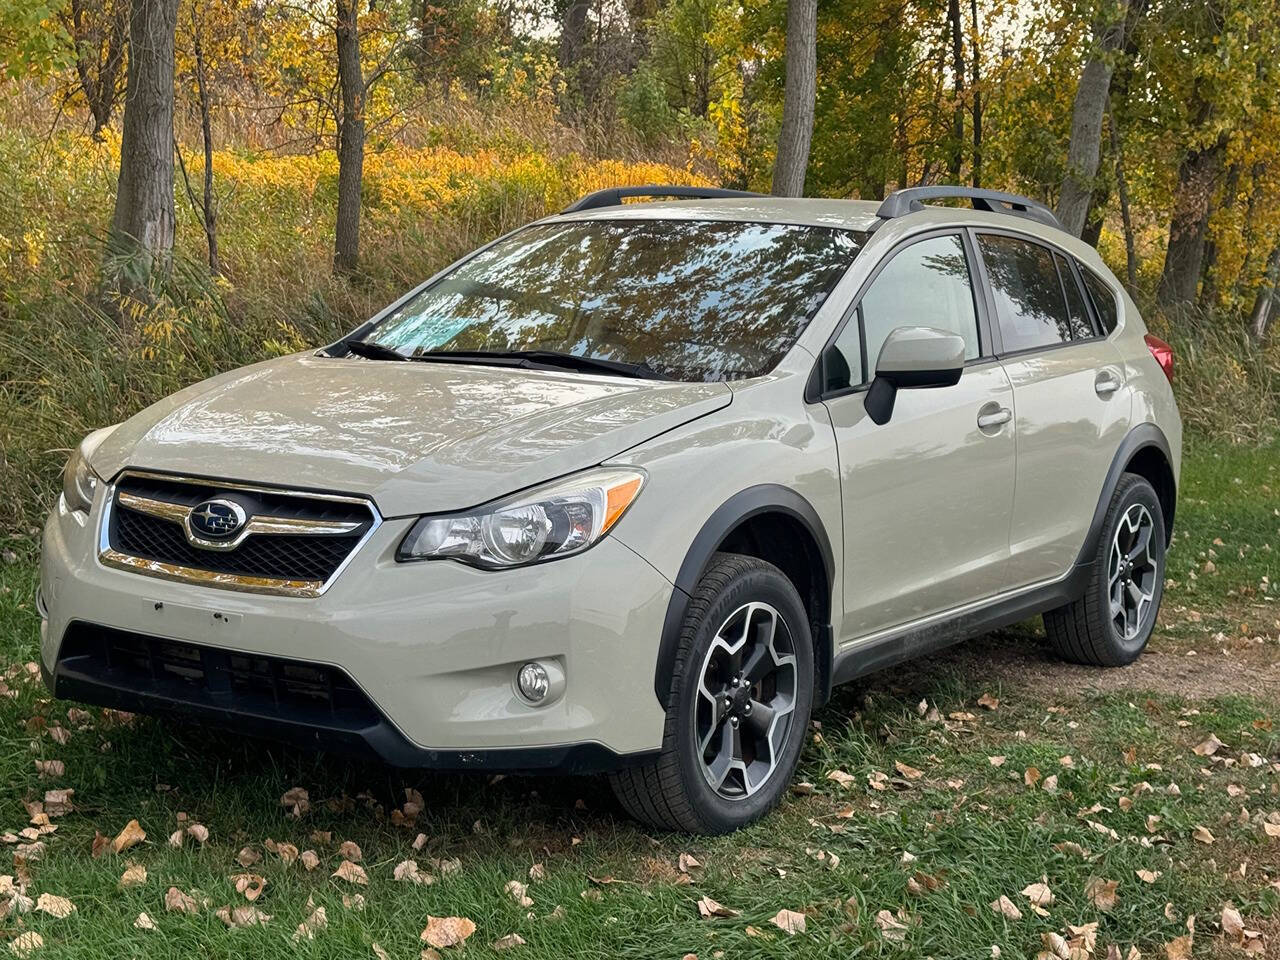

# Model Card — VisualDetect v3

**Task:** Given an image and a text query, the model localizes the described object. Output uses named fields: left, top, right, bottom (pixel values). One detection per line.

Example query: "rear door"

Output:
left=821, top=231, right=1017, bottom=642
left=971, top=230, right=1132, bottom=588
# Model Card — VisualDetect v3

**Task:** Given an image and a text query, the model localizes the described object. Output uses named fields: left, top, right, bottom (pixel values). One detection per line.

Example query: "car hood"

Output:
left=91, top=353, right=731, bottom=516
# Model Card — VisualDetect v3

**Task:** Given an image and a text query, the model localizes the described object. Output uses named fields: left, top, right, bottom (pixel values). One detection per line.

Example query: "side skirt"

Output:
left=830, top=562, right=1091, bottom=687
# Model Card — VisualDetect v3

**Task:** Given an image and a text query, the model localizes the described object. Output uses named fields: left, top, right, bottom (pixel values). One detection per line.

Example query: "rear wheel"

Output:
left=1044, top=473, right=1166, bottom=666
left=610, top=553, right=814, bottom=834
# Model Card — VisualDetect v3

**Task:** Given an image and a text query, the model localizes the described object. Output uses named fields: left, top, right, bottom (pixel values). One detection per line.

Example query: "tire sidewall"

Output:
left=1095, top=477, right=1166, bottom=661
left=672, top=563, right=814, bottom=832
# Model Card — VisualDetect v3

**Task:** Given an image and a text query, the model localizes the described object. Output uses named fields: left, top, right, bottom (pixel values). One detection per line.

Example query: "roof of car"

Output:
left=553, top=197, right=887, bottom=232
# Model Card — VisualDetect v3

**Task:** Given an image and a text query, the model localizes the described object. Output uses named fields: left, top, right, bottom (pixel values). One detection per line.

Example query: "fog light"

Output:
left=517, top=662, right=550, bottom=703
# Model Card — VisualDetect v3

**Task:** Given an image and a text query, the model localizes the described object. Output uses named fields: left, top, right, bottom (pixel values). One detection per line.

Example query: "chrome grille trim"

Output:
left=98, top=471, right=383, bottom=598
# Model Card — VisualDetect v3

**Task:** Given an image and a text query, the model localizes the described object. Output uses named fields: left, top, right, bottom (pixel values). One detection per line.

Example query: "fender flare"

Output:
left=1075, top=422, right=1176, bottom=567
left=651, top=484, right=835, bottom=704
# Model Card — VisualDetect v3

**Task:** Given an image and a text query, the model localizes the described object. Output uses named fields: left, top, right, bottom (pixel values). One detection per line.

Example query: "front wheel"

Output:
left=610, top=553, right=814, bottom=834
left=1044, top=473, right=1166, bottom=666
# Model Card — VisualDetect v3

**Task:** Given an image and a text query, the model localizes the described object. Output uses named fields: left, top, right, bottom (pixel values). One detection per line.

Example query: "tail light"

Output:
left=1144, top=334, right=1173, bottom=383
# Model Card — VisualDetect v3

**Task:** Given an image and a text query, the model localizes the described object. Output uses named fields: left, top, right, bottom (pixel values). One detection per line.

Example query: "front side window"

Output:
left=362, top=220, right=864, bottom=382
left=826, top=233, right=979, bottom=391
left=978, top=234, right=1077, bottom=352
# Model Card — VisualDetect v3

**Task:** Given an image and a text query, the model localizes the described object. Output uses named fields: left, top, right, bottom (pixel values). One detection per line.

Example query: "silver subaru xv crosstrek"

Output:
left=40, top=185, right=1181, bottom=833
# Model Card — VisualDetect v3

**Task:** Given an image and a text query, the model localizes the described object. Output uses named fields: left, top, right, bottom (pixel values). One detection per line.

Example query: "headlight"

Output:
left=397, top=467, right=646, bottom=569
left=62, top=443, right=101, bottom=514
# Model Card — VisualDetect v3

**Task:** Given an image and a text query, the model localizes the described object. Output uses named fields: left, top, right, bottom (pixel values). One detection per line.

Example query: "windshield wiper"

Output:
left=413, top=349, right=671, bottom=381
left=342, top=339, right=409, bottom=361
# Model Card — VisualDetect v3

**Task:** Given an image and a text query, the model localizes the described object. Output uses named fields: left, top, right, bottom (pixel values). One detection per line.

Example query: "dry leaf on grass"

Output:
left=342, top=893, right=365, bottom=911
left=232, top=873, right=267, bottom=901
left=43, top=790, right=73, bottom=818
left=187, top=824, right=209, bottom=844
left=293, top=905, right=327, bottom=942
left=281, top=787, right=310, bottom=818
left=1021, top=881, right=1053, bottom=916
left=1085, top=877, right=1120, bottom=911
left=493, top=933, right=526, bottom=950
left=7, top=932, right=42, bottom=957
left=770, top=908, right=806, bottom=934
left=420, top=915, right=476, bottom=948
left=333, top=860, right=368, bottom=885
left=338, top=840, right=362, bottom=861
left=1262, top=822, right=1280, bottom=839
left=894, top=761, right=923, bottom=780
left=826, top=769, right=856, bottom=787
left=35, top=893, right=74, bottom=918
left=1024, top=767, right=1042, bottom=787
left=33, top=760, right=63, bottom=779
left=120, top=862, right=147, bottom=888
left=988, top=756, right=1006, bottom=767
left=113, top=819, right=145, bottom=854
left=1136, top=869, right=1161, bottom=883
left=990, top=895, right=1023, bottom=920
left=394, top=859, right=432, bottom=885
left=696, top=896, right=739, bottom=918
left=300, top=850, right=320, bottom=871
left=275, top=842, right=298, bottom=863
left=134, top=912, right=156, bottom=931
left=1193, top=735, right=1225, bottom=757
left=528, top=863, right=545, bottom=881
left=164, top=887, right=199, bottom=914
left=216, top=904, right=272, bottom=927
left=1192, top=826, right=1215, bottom=844
left=978, top=693, right=1000, bottom=710
left=412, top=832, right=429, bottom=851
left=372, top=944, right=390, bottom=960
left=505, top=880, right=533, bottom=907
left=875, top=909, right=909, bottom=942
left=236, top=846, right=260, bottom=868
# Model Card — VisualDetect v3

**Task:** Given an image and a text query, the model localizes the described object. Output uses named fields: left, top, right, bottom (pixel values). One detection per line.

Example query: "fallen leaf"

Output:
left=342, top=893, right=365, bottom=911
left=1221, top=905, right=1245, bottom=939
left=1085, top=877, right=1120, bottom=911
left=505, top=879, right=533, bottom=907
left=1164, top=934, right=1192, bottom=959
left=696, top=896, right=739, bottom=918
left=875, top=909, right=909, bottom=942
left=338, top=840, right=362, bottom=861
left=1192, top=826, right=1215, bottom=844
left=1042, top=775, right=1059, bottom=794
left=1193, top=735, right=1226, bottom=757
left=894, top=761, right=923, bottom=780
left=493, top=934, right=526, bottom=950
left=236, top=846, right=260, bottom=868
left=42, top=790, right=73, bottom=818
left=164, top=887, right=198, bottom=914
left=528, top=863, right=545, bottom=881
left=120, top=862, right=147, bottom=888
left=1262, top=822, right=1280, bottom=839
left=113, top=819, right=146, bottom=854
left=1136, top=869, right=1161, bottom=883
left=293, top=905, right=327, bottom=942
left=420, top=916, right=476, bottom=948
left=281, top=787, right=310, bottom=818
left=677, top=853, right=701, bottom=873
left=300, top=850, right=320, bottom=871
left=333, top=860, right=368, bottom=885
left=187, top=824, right=209, bottom=844
left=1021, top=881, right=1054, bottom=908
left=217, top=904, right=272, bottom=927
left=232, top=873, right=267, bottom=901
left=275, top=842, right=298, bottom=863
left=770, top=908, right=806, bottom=934
left=36, top=893, right=74, bottom=918
left=826, top=769, right=855, bottom=787
left=1025, top=767, right=1042, bottom=787
left=7, top=932, right=42, bottom=957
left=134, top=912, right=156, bottom=931
left=412, top=832, right=429, bottom=851
left=989, top=756, right=1006, bottom=767
left=990, top=895, right=1023, bottom=920
left=394, top=859, right=432, bottom=885
left=33, top=760, right=63, bottom=779
left=978, top=693, right=1000, bottom=710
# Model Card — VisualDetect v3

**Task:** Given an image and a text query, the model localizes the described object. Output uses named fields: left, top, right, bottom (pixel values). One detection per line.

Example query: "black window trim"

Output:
left=806, top=227, right=995, bottom=403
left=1075, top=259, right=1123, bottom=337
left=968, top=226, right=1110, bottom=361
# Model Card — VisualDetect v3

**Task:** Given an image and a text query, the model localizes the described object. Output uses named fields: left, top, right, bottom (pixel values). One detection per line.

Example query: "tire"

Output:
left=1044, top=473, right=1166, bottom=666
left=610, top=553, right=815, bottom=834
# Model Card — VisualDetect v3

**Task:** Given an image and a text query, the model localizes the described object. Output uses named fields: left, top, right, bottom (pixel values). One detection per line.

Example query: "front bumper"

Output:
left=39, top=490, right=672, bottom=770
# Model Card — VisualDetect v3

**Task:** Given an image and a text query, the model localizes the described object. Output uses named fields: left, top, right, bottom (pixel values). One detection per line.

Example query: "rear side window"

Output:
left=1079, top=265, right=1120, bottom=334
left=1055, top=253, right=1096, bottom=340
left=977, top=234, right=1075, bottom=352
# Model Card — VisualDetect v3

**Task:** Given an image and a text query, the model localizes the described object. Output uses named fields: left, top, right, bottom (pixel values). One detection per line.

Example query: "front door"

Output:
left=820, top=232, right=1017, bottom=642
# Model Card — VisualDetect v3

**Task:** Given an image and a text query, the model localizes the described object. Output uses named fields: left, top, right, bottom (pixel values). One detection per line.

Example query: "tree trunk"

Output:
left=946, top=0, right=965, bottom=182
left=108, top=0, right=179, bottom=287
left=1156, top=132, right=1227, bottom=310
left=1057, top=11, right=1125, bottom=238
left=334, top=0, right=365, bottom=275
left=1248, top=244, right=1280, bottom=342
left=969, top=0, right=981, bottom=187
left=1199, top=161, right=1240, bottom=306
left=771, top=0, right=816, bottom=197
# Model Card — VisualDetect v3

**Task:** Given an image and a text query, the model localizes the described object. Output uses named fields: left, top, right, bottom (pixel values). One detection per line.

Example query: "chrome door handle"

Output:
left=1095, top=371, right=1122, bottom=396
left=977, top=407, right=1012, bottom=430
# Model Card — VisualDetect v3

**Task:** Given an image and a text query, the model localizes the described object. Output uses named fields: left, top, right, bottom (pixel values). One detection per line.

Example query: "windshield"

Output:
left=361, top=219, right=865, bottom=382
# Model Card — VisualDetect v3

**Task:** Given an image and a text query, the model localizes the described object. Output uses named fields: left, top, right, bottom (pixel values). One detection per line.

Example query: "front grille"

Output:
left=59, top=622, right=379, bottom=725
left=106, top=473, right=374, bottom=588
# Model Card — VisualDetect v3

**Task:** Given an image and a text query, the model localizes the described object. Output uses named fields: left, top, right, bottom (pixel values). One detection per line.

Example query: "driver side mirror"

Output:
left=865, top=326, right=966, bottom=425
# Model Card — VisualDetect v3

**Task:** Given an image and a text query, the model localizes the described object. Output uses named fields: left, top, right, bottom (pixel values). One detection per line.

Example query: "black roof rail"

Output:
left=562, top=185, right=766, bottom=213
left=876, top=186, right=1063, bottom=231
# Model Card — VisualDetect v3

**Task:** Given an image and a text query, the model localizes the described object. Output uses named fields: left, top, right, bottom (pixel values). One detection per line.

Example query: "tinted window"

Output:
left=1055, top=252, right=1095, bottom=340
left=364, top=220, right=864, bottom=382
left=978, top=234, right=1074, bottom=351
left=828, top=235, right=979, bottom=390
left=1080, top=265, right=1119, bottom=334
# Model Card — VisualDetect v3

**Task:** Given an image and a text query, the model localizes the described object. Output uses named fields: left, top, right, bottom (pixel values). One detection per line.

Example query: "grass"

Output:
left=0, top=442, right=1277, bottom=959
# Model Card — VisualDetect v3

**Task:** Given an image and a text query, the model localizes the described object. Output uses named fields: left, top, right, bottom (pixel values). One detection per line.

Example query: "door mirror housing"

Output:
left=866, top=326, right=966, bottom=425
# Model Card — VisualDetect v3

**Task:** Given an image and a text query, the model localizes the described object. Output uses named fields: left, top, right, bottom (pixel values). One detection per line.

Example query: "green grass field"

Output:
left=0, top=441, right=1276, bottom=959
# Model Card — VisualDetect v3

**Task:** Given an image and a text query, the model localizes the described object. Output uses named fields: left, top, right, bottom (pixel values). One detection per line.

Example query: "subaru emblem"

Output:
left=189, top=498, right=247, bottom=539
